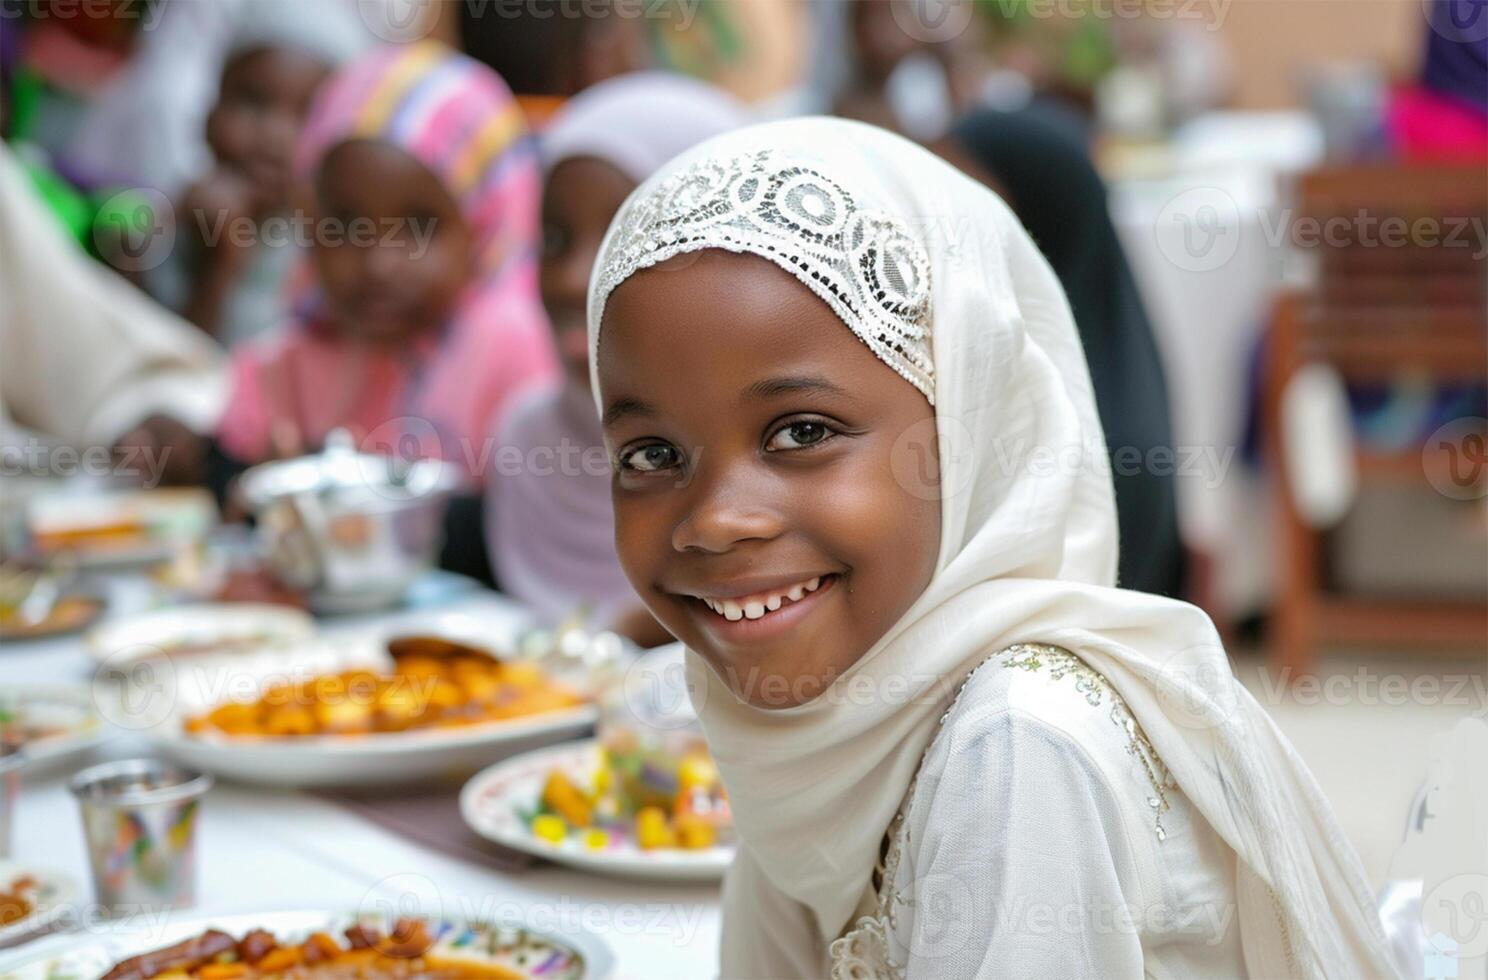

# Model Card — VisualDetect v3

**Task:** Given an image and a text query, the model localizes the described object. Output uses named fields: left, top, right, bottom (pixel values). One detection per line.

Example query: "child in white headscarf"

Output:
left=485, top=73, right=746, bottom=642
left=587, top=117, right=1400, bottom=979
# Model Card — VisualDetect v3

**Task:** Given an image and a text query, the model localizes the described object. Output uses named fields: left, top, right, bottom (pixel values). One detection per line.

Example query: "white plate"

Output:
left=0, top=907, right=614, bottom=978
left=92, top=621, right=594, bottom=789
left=153, top=704, right=597, bottom=788
left=86, top=604, right=317, bottom=668
left=0, top=863, right=81, bottom=950
left=461, top=741, right=735, bottom=883
left=0, top=686, right=107, bottom=776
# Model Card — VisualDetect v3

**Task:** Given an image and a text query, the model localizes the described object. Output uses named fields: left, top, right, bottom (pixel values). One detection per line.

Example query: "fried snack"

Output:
left=184, top=655, right=583, bottom=740
left=0, top=875, right=37, bottom=927
left=101, top=920, right=522, bottom=979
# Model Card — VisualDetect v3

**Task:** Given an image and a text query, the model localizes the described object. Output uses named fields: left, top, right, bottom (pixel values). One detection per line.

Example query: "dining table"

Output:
left=2, top=582, right=723, bottom=980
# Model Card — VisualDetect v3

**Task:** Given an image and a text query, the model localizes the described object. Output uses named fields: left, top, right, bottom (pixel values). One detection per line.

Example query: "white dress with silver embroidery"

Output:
left=826, top=645, right=1249, bottom=980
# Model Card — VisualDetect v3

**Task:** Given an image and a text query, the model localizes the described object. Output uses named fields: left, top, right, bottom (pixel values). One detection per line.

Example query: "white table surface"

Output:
left=2, top=591, right=721, bottom=979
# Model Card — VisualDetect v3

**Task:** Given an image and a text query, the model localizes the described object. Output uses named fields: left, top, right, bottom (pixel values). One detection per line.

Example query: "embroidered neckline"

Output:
left=827, top=643, right=1177, bottom=980
left=999, top=644, right=1178, bottom=841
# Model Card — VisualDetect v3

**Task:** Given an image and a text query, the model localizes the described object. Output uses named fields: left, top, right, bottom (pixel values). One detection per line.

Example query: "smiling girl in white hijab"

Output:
left=587, top=117, right=1399, bottom=979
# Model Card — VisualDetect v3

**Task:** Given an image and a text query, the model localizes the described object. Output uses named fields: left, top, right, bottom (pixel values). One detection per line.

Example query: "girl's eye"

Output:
left=765, top=420, right=834, bottom=452
left=618, top=443, right=681, bottom=473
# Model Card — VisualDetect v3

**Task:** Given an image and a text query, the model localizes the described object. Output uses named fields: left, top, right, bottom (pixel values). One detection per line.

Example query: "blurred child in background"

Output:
left=485, top=73, right=745, bottom=643
left=214, top=42, right=556, bottom=488
left=151, top=3, right=371, bottom=343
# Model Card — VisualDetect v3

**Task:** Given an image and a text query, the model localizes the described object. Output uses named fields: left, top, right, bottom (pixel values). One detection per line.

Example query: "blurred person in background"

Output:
left=62, top=0, right=430, bottom=199
left=212, top=42, right=556, bottom=489
left=0, top=142, right=224, bottom=478
left=953, top=104, right=1185, bottom=597
left=458, top=0, right=799, bottom=111
left=145, top=1, right=372, bottom=344
left=819, top=0, right=1187, bottom=597
left=486, top=72, right=747, bottom=646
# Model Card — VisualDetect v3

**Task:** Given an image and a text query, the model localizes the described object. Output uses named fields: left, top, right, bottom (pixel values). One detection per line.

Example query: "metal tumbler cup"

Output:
left=70, top=758, right=212, bottom=915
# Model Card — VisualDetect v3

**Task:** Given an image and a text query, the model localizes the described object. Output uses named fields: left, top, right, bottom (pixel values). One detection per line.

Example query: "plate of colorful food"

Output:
left=0, top=686, right=105, bottom=773
left=144, top=633, right=597, bottom=788
left=0, top=908, right=613, bottom=978
left=0, top=864, right=81, bottom=950
left=460, top=736, right=735, bottom=882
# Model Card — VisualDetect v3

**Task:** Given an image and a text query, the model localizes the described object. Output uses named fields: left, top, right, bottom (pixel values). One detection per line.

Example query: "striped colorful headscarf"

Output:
left=295, top=39, right=539, bottom=282
left=218, top=43, right=556, bottom=483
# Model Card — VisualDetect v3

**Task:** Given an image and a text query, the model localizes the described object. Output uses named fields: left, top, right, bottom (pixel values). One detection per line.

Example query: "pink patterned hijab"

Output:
left=217, top=42, right=556, bottom=483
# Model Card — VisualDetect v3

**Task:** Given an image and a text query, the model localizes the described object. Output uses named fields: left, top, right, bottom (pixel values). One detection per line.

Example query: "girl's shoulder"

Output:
left=927, top=643, right=1178, bottom=844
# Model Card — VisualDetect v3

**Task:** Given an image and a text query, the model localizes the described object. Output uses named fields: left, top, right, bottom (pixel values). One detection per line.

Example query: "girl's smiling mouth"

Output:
left=675, top=573, right=842, bottom=644
left=699, top=574, right=832, bottom=621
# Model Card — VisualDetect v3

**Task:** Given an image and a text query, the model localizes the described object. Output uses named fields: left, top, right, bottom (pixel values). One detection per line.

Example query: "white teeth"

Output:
left=701, top=576, right=831, bottom=621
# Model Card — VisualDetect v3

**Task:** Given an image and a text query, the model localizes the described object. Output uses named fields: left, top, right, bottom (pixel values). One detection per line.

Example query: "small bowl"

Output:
left=238, top=430, right=460, bottom=614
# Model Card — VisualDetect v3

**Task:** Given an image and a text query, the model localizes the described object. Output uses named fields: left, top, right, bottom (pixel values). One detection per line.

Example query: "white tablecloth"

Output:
left=3, top=593, right=721, bottom=979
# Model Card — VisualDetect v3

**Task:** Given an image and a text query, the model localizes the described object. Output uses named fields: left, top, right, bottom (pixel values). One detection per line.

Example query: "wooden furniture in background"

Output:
left=1263, top=163, right=1488, bottom=678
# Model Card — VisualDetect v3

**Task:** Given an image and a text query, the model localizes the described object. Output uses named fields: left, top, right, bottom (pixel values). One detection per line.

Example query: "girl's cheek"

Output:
left=611, top=500, right=667, bottom=594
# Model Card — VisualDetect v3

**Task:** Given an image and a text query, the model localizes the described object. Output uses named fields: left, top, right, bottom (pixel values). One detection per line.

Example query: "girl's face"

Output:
left=541, top=157, right=636, bottom=385
left=208, top=45, right=331, bottom=211
left=598, top=250, right=942, bottom=708
left=312, top=139, right=472, bottom=345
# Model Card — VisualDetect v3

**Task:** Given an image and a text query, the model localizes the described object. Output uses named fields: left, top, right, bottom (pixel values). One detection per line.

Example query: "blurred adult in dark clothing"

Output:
left=954, top=104, right=1186, bottom=597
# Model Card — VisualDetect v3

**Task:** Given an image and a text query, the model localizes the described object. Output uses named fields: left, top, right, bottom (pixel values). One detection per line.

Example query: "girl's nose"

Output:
left=671, top=471, right=783, bottom=554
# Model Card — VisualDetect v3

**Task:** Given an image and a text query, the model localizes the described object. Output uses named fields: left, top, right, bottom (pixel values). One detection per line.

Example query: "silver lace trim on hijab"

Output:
left=590, top=148, right=937, bottom=402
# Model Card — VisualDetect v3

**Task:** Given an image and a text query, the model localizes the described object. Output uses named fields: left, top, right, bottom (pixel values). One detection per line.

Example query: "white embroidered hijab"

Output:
left=588, top=118, right=1397, bottom=979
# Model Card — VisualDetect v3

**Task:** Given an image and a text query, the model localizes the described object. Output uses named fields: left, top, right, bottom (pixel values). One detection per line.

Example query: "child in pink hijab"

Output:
left=216, top=42, right=557, bottom=487
left=485, top=72, right=746, bottom=638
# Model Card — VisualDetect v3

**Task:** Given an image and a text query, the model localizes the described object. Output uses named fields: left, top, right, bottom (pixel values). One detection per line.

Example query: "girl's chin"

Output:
left=703, top=653, right=840, bottom=710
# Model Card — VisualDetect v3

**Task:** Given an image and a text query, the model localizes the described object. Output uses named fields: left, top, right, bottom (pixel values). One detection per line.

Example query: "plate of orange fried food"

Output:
left=137, top=632, right=597, bottom=788
left=0, top=909, right=614, bottom=979
left=0, top=863, right=80, bottom=950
